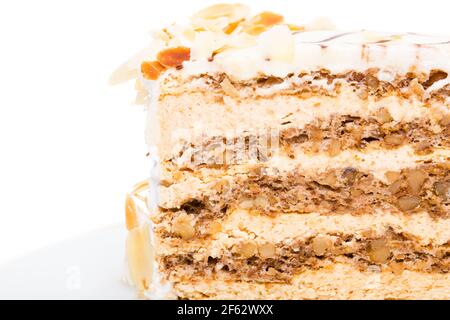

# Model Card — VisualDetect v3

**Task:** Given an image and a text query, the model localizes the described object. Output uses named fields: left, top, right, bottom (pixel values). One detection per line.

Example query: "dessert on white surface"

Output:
left=116, top=4, right=450, bottom=299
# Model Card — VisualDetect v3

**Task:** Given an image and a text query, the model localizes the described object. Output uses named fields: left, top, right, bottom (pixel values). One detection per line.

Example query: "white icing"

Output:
left=142, top=81, right=175, bottom=299
left=170, top=30, right=450, bottom=81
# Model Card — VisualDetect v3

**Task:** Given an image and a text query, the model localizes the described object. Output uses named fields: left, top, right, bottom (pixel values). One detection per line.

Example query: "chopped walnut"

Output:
left=397, top=195, right=421, bottom=211
left=312, top=236, right=333, bottom=256
left=368, top=239, right=391, bottom=264
left=236, top=240, right=257, bottom=258
left=405, top=170, right=428, bottom=195
left=258, top=242, right=276, bottom=259
left=172, top=213, right=195, bottom=239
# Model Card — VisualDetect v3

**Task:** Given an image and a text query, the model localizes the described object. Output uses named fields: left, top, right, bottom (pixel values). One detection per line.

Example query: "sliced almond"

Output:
left=243, top=24, right=268, bottom=36
left=157, top=47, right=191, bottom=68
left=141, top=61, right=166, bottom=80
left=126, top=224, right=153, bottom=292
left=251, top=12, right=284, bottom=27
left=125, top=194, right=139, bottom=231
left=305, top=17, right=336, bottom=31
left=258, top=25, right=295, bottom=62
left=192, top=4, right=250, bottom=23
left=287, top=24, right=305, bottom=32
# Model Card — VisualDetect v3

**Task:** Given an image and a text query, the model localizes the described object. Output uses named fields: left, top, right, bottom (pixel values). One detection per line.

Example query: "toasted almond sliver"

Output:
left=305, top=17, right=337, bottom=31
left=192, top=4, right=250, bottom=23
left=141, top=61, right=166, bottom=80
left=132, top=180, right=150, bottom=196
left=287, top=23, right=305, bottom=32
left=224, top=19, right=243, bottom=34
left=157, top=47, right=191, bottom=68
left=125, top=194, right=139, bottom=231
left=251, top=11, right=284, bottom=27
left=243, top=24, right=268, bottom=36
left=126, top=224, right=153, bottom=292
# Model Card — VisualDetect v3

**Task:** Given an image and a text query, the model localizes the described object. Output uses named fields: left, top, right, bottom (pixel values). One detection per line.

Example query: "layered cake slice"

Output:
left=118, top=4, right=450, bottom=299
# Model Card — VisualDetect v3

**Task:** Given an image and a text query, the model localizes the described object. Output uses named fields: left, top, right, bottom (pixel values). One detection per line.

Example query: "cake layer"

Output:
left=172, top=263, right=450, bottom=300
left=153, top=75, right=449, bottom=162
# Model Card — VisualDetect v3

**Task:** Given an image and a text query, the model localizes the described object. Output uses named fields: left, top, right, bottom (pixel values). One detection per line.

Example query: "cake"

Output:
left=114, top=3, right=450, bottom=299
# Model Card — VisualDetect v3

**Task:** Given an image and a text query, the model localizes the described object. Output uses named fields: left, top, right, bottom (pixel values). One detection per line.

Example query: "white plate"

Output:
left=0, top=225, right=135, bottom=299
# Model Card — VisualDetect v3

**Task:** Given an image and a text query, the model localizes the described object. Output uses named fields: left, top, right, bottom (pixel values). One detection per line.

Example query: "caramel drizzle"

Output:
left=300, top=30, right=450, bottom=46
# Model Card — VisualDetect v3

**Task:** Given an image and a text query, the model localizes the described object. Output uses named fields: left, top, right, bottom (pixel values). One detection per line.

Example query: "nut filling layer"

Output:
left=167, top=116, right=449, bottom=168
left=159, top=69, right=450, bottom=102
left=157, top=162, right=449, bottom=239
left=160, top=231, right=450, bottom=283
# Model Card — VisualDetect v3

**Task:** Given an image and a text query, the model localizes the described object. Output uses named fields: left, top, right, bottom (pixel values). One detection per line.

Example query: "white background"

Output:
left=0, top=0, right=448, bottom=266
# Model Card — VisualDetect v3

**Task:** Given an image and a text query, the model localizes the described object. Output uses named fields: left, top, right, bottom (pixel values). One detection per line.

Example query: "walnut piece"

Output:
left=368, top=239, right=391, bottom=264
left=258, top=242, right=276, bottom=259
left=312, top=236, right=332, bottom=256
left=125, top=194, right=139, bottom=231
left=172, top=214, right=195, bottom=240
left=397, top=195, right=421, bottom=211
left=236, top=240, right=257, bottom=258
left=405, top=170, right=427, bottom=195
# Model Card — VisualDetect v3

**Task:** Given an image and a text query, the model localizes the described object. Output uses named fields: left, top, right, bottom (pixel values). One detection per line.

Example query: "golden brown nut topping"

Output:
left=157, top=47, right=191, bottom=68
left=141, top=61, right=166, bottom=80
left=368, top=239, right=391, bottom=263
